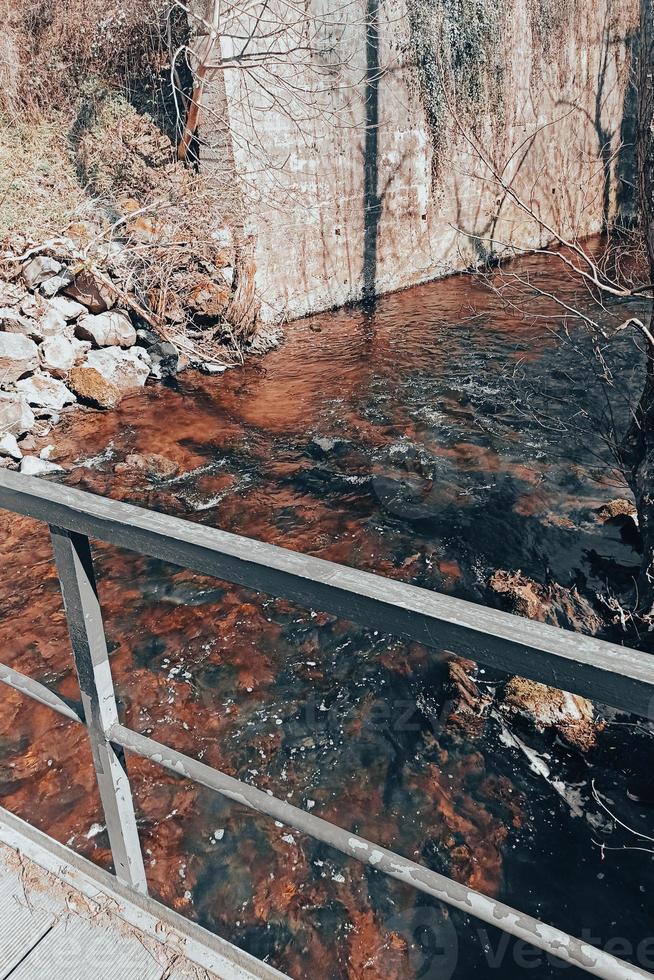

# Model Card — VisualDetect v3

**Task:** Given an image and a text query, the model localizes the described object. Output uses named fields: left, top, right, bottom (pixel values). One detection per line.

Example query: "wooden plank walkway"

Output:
left=0, top=807, right=288, bottom=980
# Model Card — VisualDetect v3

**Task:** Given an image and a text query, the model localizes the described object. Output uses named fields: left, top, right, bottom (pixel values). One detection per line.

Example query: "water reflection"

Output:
left=1, top=249, right=653, bottom=978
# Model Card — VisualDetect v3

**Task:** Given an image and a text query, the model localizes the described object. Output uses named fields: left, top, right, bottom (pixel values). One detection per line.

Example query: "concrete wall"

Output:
left=203, top=0, right=638, bottom=320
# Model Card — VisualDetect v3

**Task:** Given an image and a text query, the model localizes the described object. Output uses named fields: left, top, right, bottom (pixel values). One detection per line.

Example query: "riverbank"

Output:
left=0, top=226, right=280, bottom=473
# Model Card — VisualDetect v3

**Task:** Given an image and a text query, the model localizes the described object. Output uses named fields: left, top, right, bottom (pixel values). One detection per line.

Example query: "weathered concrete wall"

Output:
left=204, top=0, right=638, bottom=320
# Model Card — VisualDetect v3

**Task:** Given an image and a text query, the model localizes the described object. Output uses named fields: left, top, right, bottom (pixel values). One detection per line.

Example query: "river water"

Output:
left=1, top=249, right=654, bottom=978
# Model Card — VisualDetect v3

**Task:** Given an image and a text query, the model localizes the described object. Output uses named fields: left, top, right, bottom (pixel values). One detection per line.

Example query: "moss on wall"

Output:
left=406, top=0, right=507, bottom=179
left=529, top=0, right=578, bottom=56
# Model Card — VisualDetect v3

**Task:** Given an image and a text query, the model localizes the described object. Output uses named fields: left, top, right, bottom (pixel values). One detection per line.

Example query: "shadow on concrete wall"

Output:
left=616, top=28, right=639, bottom=225
left=362, top=0, right=381, bottom=307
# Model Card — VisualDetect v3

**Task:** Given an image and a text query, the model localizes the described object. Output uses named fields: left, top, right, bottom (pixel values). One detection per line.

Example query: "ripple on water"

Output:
left=1, top=247, right=653, bottom=979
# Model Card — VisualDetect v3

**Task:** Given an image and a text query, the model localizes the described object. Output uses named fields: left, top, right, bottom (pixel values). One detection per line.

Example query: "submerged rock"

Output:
left=499, top=676, right=600, bottom=752
left=309, top=435, right=352, bottom=458
left=489, top=569, right=603, bottom=635
left=114, top=452, right=179, bottom=478
left=68, top=366, right=122, bottom=409
left=0, top=333, right=39, bottom=382
left=198, top=361, right=227, bottom=375
left=442, top=658, right=492, bottom=738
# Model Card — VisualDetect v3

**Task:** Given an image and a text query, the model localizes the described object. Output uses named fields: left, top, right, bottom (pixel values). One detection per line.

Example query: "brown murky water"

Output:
left=1, top=251, right=654, bottom=978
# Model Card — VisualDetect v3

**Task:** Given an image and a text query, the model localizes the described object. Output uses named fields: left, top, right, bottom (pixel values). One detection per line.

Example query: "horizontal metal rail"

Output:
left=0, top=469, right=652, bottom=980
left=109, top=722, right=652, bottom=980
left=1, top=471, right=653, bottom=717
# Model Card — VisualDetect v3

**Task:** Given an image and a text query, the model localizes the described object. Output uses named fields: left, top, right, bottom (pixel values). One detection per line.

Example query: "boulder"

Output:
left=63, top=269, right=118, bottom=313
left=38, top=306, right=70, bottom=339
left=0, top=433, right=22, bottom=460
left=499, top=676, right=600, bottom=752
left=0, top=333, right=39, bottom=383
left=0, top=307, right=40, bottom=339
left=20, top=456, right=64, bottom=476
left=39, top=269, right=74, bottom=297
left=15, top=373, right=76, bottom=411
left=39, top=336, right=78, bottom=377
left=20, top=293, right=45, bottom=319
left=0, top=282, right=25, bottom=307
left=148, top=341, right=178, bottom=379
left=47, top=295, right=86, bottom=321
left=68, top=366, right=122, bottom=410
left=0, top=392, right=35, bottom=436
left=22, top=255, right=63, bottom=289
left=76, top=311, right=136, bottom=348
left=84, top=346, right=151, bottom=391
left=114, top=453, right=179, bottom=478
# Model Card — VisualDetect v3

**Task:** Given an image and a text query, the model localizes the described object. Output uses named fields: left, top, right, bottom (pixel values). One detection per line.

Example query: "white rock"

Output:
left=73, top=339, right=92, bottom=363
left=39, top=270, right=73, bottom=298
left=76, top=311, right=136, bottom=348
left=0, top=307, right=40, bottom=339
left=20, top=456, right=64, bottom=475
left=39, top=444, right=54, bottom=459
left=20, top=293, right=44, bottom=319
left=0, top=282, right=25, bottom=307
left=200, top=362, right=227, bottom=374
left=38, top=306, right=69, bottom=338
left=0, top=433, right=22, bottom=460
left=0, top=392, right=35, bottom=436
left=39, top=336, right=78, bottom=377
left=0, top=333, right=39, bottom=383
left=85, top=346, right=151, bottom=391
left=15, top=372, right=76, bottom=411
left=48, top=295, right=86, bottom=321
left=23, top=255, right=63, bottom=289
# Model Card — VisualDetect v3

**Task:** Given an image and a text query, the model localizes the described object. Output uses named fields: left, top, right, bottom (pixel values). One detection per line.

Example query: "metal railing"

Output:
left=0, top=468, right=653, bottom=980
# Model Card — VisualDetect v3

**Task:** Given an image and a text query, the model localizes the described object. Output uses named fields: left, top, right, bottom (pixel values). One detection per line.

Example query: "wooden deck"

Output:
left=0, top=807, right=287, bottom=980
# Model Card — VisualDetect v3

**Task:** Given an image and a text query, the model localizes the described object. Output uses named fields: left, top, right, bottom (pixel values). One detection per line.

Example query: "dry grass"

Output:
left=2, top=0, right=187, bottom=126
left=0, top=119, right=88, bottom=242
left=0, top=0, right=264, bottom=357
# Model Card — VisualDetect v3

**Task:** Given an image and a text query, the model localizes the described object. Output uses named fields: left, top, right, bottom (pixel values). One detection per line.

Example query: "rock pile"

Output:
left=0, top=244, right=177, bottom=475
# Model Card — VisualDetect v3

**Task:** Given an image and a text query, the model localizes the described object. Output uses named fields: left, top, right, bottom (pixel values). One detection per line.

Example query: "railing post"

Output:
left=49, top=525, right=148, bottom=894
